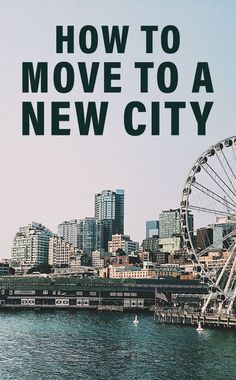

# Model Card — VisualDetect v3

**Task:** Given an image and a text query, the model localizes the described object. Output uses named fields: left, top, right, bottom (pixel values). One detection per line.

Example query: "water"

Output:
left=0, top=311, right=235, bottom=380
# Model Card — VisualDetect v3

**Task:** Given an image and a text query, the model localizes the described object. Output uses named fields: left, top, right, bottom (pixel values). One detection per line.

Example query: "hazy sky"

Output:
left=0, top=0, right=236, bottom=258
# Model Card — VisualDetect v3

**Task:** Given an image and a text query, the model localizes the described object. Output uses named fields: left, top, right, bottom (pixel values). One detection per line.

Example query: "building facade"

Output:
left=212, top=218, right=234, bottom=249
left=11, top=222, right=53, bottom=268
left=142, top=236, right=159, bottom=253
left=48, top=236, right=80, bottom=266
left=159, top=208, right=193, bottom=240
left=108, top=234, right=139, bottom=255
left=95, top=189, right=125, bottom=250
left=146, top=220, right=159, bottom=238
left=58, top=218, right=101, bottom=255
left=196, top=227, right=213, bottom=252
left=80, top=217, right=101, bottom=255
left=159, top=236, right=182, bottom=254
left=108, top=266, right=157, bottom=279
left=91, top=250, right=104, bottom=269
left=57, top=219, right=80, bottom=248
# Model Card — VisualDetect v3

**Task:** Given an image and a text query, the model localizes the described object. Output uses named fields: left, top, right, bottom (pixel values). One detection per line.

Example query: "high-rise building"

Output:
left=159, top=209, right=193, bottom=240
left=159, top=209, right=181, bottom=238
left=80, top=217, right=100, bottom=255
left=146, top=220, right=159, bottom=238
left=95, top=189, right=124, bottom=250
left=11, top=222, right=53, bottom=268
left=58, top=218, right=101, bottom=255
left=57, top=219, right=80, bottom=248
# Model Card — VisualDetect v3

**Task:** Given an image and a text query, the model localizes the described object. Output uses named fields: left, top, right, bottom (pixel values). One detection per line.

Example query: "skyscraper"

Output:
left=58, top=218, right=100, bottom=255
left=80, top=217, right=100, bottom=255
left=95, top=189, right=124, bottom=250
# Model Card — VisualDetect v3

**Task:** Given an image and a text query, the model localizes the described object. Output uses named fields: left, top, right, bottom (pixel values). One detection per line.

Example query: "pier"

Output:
left=154, top=308, right=236, bottom=328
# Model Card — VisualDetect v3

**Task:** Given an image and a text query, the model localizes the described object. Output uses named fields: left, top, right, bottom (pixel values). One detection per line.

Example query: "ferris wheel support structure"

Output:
left=180, top=137, right=236, bottom=316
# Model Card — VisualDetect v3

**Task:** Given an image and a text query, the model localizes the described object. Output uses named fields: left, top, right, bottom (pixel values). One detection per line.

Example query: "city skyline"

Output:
left=1, top=1, right=236, bottom=258
left=9, top=195, right=232, bottom=264
left=10, top=188, right=176, bottom=260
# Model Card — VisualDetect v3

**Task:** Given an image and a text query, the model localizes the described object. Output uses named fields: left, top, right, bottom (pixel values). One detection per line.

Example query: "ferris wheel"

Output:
left=180, top=136, right=236, bottom=316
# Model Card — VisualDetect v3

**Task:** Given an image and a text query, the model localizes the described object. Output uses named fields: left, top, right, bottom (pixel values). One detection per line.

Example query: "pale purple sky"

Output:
left=0, top=0, right=236, bottom=258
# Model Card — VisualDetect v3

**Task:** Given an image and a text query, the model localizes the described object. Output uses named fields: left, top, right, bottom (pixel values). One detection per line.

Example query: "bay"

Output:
left=0, top=311, right=235, bottom=380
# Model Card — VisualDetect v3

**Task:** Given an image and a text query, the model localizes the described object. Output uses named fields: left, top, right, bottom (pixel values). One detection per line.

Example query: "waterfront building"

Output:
left=95, top=189, right=124, bottom=250
left=0, top=275, right=208, bottom=313
left=159, top=209, right=193, bottom=240
left=11, top=222, right=53, bottom=268
left=108, top=265, right=158, bottom=279
left=146, top=220, right=159, bottom=238
left=157, top=264, right=185, bottom=278
left=108, top=234, right=139, bottom=255
left=48, top=236, right=80, bottom=266
left=142, top=236, right=159, bottom=253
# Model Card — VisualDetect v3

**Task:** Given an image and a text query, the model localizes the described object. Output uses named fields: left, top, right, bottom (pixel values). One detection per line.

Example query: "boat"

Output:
left=133, top=315, right=139, bottom=325
left=196, top=322, right=204, bottom=332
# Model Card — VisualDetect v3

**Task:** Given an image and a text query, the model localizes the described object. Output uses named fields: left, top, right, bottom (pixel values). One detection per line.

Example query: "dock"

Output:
left=154, top=308, right=236, bottom=328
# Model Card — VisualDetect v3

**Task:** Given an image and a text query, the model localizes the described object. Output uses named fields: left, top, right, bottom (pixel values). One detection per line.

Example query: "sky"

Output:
left=0, top=0, right=236, bottom=258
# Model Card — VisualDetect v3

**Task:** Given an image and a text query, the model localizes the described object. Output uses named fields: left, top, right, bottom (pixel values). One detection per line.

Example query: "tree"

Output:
left=27, top=263, right=52, bottom=274
left=116, top=248, right=126, bottom=256
left=8, top=267, right=15, bottom=275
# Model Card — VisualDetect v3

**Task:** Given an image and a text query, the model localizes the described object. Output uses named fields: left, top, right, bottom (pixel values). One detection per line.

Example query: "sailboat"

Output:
left=133, top=315, right=139, bottom=325
left=196, top=322, right=204, bottom=332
